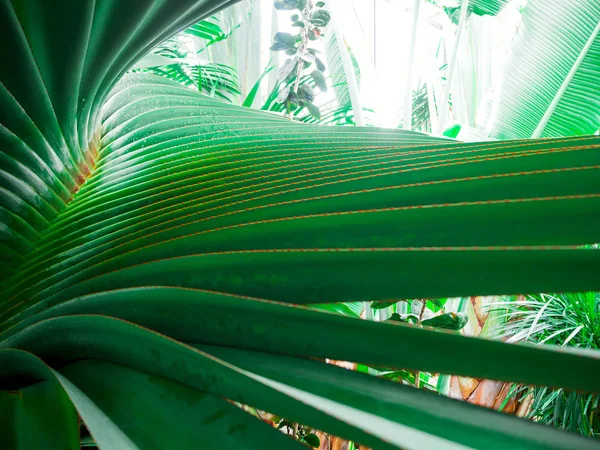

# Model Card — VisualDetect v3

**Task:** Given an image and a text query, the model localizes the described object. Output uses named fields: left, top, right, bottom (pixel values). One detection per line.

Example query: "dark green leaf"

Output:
left=62, top=360, right=304, bottom=450
left=310, top=9, right=331, bottom=27
left=311, top=69, right=327, bottom=92
left=315, top=56, right=326, bottom=72
left=278, top=58, right=298, bottom=82
left=298, top=83, right=315, bottom=102
left=286, top=91, right=300, bottom=111
left=274, top=0, right=299, bottom=11
left=0, top=350, right=79, bottom=450
left=304, top=433, right=320, bottom=448
left=371, top=300, right=399, bottom=310
left=305, top=103, right=321, bottom=120
left=277, top=419, right=293, bottom=430
left=421, top=313, right=468, bottom=331
left=270, top=42, right=289, bottom=51
left=385, top=313, right=419, bottom=324
left=272, top=32, right=297, bottom=50
left=276, top=86, right=291, bottom=103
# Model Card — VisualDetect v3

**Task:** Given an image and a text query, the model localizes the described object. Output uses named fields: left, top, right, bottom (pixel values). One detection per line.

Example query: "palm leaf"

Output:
left=1, top=1, right=600, bottom=449
left=489, top=0, right=600, bottom=138
left=441, top=0, right=511, bottom=24
left=468, top=0, right=511, bottom=17
left=132, top=23, right=241, bottom=100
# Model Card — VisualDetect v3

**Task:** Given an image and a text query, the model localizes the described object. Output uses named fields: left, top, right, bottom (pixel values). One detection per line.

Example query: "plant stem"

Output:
left=290, top=2, right=311, bottom=119
left=294, top=1, right=312, bottom=94
left=415, top=300, right=427, bottom=389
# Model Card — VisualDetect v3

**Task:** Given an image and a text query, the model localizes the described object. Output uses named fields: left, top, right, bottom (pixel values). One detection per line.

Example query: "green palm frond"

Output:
left=134, top=60, right=241, bottom=101
left=299, top=103, right=376, bottom=126
left=409, top=82, right=432, bottom=133
left=185, top=4, right=253, bottom=52
left=131, top=12, right=243, bottom=100
left=1, top=0, right=600, bottom=449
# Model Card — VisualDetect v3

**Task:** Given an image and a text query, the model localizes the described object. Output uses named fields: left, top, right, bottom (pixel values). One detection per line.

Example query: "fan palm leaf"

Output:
left=1, top=0, right=600, bottom=449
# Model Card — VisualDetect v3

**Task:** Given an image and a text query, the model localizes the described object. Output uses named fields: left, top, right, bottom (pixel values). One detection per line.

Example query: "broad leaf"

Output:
left=0, top=350, right=79, bottom=450
left=490, top=0, right=600, bottom=138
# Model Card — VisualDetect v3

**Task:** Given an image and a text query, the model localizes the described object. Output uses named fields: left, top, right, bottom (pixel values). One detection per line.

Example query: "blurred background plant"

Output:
left=268, top=0, right=331, bottom=120
left=131, top=0, right=598, bottom=139
left=130, top=13, right=247, bottom=101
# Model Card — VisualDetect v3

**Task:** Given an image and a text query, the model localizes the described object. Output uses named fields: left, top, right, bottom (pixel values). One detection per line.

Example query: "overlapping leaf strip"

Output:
left=3, top=316, right=600, bottom=450
left=490, top=0, right=600, bottom=139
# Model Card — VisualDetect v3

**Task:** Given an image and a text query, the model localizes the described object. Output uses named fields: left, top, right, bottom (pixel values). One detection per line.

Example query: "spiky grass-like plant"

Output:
left=493, top=292, right=600, bottom=437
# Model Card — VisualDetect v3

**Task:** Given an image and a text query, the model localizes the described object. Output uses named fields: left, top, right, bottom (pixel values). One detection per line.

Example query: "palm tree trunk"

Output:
left=448, top=295, right=525, bottom=413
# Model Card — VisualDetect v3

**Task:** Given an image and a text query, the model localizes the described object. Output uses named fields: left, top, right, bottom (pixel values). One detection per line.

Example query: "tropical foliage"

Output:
left=492, top=292, right=600, bottom=437
left=0, top=0, right=599, bottom=449
left=269, top=0, right=330, bottom=119
left=131, top=11, right=245, bottom=102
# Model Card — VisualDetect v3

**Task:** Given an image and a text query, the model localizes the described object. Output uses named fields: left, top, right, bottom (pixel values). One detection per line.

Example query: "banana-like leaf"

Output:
left=1, top=0, right=600, bottom=449
left=324, top=24, right=361, bottom=108
left=490, top=0, right=600, bottom=138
